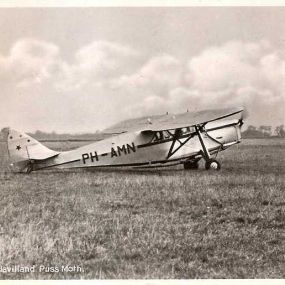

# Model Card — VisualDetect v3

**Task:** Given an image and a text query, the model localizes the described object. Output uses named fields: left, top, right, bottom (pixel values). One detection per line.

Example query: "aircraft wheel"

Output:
left=205, top=159, right=221, bottom=171
left=184, top=160, right=199, bottom=170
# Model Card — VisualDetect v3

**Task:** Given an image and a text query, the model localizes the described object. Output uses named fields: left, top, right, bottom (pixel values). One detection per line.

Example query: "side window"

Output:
left=181, top=127, right=195, bottom=135
left=151, top=128, right=194, bottom=143
left=152, top=131, right=165, bottom=142
left=163, top=130, right=171, bottom=139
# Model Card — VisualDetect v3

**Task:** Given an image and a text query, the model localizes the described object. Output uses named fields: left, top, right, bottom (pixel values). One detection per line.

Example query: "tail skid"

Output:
left=7, top=129, right=59, bottom=173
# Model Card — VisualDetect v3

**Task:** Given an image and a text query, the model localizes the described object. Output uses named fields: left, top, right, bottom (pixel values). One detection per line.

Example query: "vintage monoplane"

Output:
left=7, top=107, right=244, bottom=173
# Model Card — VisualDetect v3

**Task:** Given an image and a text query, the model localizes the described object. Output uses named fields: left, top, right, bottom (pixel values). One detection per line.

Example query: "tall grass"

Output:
left=0, top=139, right=284, bottom=279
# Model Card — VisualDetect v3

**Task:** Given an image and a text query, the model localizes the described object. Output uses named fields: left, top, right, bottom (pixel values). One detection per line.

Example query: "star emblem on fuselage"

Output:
left=16, top=145, right=21, bottom=151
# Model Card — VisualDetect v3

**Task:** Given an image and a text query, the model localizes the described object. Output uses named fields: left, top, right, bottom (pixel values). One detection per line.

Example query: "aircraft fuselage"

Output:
left=32, top=119, right=242, bottom=171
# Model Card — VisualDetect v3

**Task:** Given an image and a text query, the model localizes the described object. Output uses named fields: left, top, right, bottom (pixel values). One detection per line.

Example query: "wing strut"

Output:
left=166, top=125, right=211, bottom=160
left=195, top=125, right=211, bottom=161
left=166, top=129, right=194, bottom=159
left=165, top=124, right=222, bottom=170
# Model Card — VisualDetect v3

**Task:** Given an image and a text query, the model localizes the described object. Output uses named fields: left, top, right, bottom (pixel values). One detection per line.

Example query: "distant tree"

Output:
left=0, top=127, right=9, bottom=140
left=264, top=126, right=272, bottom=136
left=248, top=125, right=257, bottom=131
left=35, top=130, right=43, bottom=135
left=242, top=125, right=264, bottom=138
left=275, top=125, right=285, bottom=137
left=258, top=125, right=272, bottom=137
left=1, top=127, right=9, bottom=133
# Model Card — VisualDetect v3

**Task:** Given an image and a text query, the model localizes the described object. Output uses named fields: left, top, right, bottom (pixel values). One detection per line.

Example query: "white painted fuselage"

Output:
left=32, top=119, right=242, bottom=171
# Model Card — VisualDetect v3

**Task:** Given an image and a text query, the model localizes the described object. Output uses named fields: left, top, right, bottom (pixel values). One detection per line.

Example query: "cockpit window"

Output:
left=151, top=127, right=195, bottom=143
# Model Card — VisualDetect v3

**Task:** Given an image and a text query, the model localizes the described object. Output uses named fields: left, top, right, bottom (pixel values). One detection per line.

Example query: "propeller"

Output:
left=239, top=107, right=249, bottom=127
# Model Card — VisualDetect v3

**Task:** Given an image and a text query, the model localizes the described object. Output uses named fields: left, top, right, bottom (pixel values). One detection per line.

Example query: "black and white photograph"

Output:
left=0, top=1, right=284, bottom=281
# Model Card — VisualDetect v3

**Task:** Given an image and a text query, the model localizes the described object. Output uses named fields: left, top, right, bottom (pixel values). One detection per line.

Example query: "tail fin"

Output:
left=7, top=129, right=59, bottom=172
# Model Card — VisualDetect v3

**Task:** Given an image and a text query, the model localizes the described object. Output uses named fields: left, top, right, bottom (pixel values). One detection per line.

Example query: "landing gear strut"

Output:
left=195, top=125, right=221, bottom=171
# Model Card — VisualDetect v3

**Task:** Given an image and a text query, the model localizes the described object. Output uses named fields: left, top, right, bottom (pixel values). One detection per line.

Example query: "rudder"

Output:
left=7, top=129, right=59, bottom=173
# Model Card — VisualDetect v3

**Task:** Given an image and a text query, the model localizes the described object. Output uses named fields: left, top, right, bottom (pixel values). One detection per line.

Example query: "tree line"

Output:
left=242, top=125, right=285, bottom=138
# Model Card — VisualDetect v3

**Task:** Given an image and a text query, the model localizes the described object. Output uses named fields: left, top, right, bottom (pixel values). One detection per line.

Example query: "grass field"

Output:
left=0, top=138, right=284, bottom=279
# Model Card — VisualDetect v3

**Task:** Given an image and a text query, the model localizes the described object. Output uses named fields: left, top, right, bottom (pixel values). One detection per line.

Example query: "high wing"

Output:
left=104, top=107, right=243, bottom=134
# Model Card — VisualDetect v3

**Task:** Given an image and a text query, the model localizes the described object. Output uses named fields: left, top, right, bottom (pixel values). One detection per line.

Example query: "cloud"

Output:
left=0, top=39, right=61, bottom=87
left=0, top=38, right=284, bottom=132
left=112, top=54, right=182, bottom=96
left=187, top=41, right=261, bottom=91
left=184, top=40, right=283, bottom=105
left=0, top=39, right=144, bottom=132
left=75, top=40, right=138, bottom=73
left=56, top=40, right=140, bottom=91
left=0, top=39, right=140, bottom=91
left=124, top=40, right=285, bottom=124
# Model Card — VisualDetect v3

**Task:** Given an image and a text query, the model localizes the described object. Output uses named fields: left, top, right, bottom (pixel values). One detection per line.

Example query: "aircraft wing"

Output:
left=104, top=107, right=243, bottom=134
left=141, top=107, right=243, bottom=132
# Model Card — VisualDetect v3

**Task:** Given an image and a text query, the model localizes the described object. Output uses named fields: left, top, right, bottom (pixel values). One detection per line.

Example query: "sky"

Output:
left=0, top=6, right=285, bottom=133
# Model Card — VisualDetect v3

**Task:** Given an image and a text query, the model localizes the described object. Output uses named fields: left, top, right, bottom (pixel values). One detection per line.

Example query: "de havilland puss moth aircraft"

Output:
left=7, top=107, right=244, bottom=173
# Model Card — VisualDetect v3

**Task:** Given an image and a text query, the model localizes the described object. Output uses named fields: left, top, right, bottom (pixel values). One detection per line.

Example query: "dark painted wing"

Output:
left=103, top=107, right=243, bottom=134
